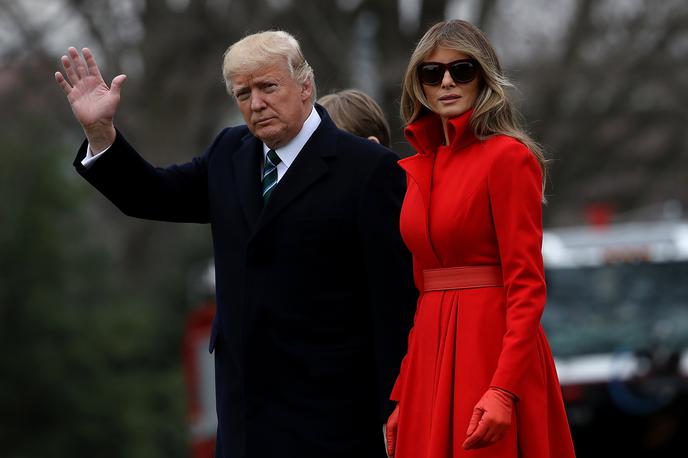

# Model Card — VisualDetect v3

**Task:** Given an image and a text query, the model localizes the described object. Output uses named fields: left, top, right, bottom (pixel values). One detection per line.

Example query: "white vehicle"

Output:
left=541, top=220, right=688, bottom=456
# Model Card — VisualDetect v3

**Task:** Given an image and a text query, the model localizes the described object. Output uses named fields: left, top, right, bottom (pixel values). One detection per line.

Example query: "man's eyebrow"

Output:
left=255, top=73, right=283, bottom=83
left=232, top=75, right=282, bottom=95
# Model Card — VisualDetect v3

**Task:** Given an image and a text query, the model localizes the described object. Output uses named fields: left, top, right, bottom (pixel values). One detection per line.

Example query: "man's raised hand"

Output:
left=55, top=47, right=126, bottom=153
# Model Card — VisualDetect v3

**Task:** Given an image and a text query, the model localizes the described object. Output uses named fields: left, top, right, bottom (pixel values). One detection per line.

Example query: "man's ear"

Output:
left=367, top=136, right=381, bottom=144
left=301, top=78, right=313, bottom=101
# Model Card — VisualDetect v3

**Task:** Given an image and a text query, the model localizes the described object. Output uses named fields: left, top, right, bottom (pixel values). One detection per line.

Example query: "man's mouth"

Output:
left=255, top=117, right=274, bottom=126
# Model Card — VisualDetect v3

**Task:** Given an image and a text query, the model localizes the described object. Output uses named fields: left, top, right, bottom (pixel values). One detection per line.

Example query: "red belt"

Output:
left=422, top=265, right=503, bottom=292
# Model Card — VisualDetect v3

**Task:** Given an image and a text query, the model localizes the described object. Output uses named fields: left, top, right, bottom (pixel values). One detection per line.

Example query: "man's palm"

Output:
left=67, top=72, right=120, bottom=129
left=55, top=47, right=126, bottom=149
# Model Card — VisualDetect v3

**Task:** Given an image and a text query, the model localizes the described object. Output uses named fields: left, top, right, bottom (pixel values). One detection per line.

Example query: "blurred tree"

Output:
left=516, top=0, right=688, bottom=225
left=0, top=117, right=188, bottom=457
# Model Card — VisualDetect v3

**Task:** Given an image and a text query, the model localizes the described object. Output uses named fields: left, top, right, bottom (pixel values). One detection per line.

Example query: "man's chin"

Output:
left=253, top=128, right=286, bottom=149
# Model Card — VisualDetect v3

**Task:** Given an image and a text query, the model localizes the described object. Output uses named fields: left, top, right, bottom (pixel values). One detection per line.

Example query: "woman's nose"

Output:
left=441, top=69, right=455, bottom=88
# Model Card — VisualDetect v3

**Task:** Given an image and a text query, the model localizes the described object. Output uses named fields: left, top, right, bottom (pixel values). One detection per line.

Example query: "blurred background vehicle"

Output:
left=542, top=218, right=688, bottom=456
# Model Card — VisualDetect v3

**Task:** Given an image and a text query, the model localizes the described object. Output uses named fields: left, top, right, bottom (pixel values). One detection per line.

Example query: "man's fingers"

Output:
left=61, top=55, right=79, bottom=87
left=55, top=72, right=72, bottom=95
left=82, top=47, right=104, bottom=81
left=68, top=47, right=88, bottom=79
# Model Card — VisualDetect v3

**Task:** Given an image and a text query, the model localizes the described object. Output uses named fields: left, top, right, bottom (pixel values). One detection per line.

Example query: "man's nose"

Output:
left=250, top=90, right=267, bottom=111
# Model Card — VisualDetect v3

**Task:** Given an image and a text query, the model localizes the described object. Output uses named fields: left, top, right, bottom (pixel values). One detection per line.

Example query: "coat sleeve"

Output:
left=73, top=128, right=229, bottom=223
left=487, top=140, right=547, bottom=399
left=357, top=151, right=417, bottom=422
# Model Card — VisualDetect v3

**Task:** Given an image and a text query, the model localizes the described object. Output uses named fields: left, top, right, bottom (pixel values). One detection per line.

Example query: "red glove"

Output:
left=384, top=404, right=399, bottom=457
left=462, top=387, right=514, bottom=450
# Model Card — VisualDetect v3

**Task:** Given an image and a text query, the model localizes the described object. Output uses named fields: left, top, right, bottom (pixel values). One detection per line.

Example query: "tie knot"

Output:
left=266, top=149, right=281, bottom=167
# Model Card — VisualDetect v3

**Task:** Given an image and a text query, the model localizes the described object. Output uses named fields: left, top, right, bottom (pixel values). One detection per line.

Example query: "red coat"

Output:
left=391, top=110, right=575, bottom=458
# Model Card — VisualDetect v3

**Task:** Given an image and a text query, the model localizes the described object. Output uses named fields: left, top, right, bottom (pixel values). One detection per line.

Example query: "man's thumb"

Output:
left=111, top=74, right=127, bottom=94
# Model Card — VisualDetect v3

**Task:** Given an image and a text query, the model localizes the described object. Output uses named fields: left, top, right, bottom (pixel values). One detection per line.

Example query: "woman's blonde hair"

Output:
left=401, top=20, right=548, bottom=188
left=222, top=30, right=316, bottom=101
left=318, top=89, right=391, bottom=147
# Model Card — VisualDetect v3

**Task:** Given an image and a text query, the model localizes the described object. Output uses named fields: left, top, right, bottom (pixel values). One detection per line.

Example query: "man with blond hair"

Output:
left=55, top=30, right=416, bottom=458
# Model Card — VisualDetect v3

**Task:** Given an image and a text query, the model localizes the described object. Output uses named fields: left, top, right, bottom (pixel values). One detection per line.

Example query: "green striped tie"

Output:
left=262, top=149, right=281, bottom=202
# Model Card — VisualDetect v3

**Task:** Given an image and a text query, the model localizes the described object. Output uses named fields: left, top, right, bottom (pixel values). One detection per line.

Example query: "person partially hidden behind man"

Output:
left=55, top=30, right=416, bottom=458
left=318, top=88, right=391, bottom=147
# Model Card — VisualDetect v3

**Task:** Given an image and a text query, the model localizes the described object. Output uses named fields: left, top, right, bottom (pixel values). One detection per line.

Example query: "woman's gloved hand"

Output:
left=462, top=387, right=515, bottom=450
left=384, top=404, right=400, bottom=457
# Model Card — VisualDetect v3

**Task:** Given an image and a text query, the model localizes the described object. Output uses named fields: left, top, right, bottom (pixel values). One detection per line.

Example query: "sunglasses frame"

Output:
left=417, top=59, right=479, bottom=86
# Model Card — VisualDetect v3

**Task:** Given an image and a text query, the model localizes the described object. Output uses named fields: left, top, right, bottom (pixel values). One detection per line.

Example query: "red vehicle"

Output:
left=182, top=263, right=217, bottom=458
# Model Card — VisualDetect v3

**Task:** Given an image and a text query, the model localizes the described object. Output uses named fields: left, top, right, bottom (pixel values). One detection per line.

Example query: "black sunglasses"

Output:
left=417, top=59, right=479, bottom=86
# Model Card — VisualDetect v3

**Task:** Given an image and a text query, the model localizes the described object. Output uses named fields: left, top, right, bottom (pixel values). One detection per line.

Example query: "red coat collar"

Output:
left=403, top=109, right=477, bottom=156
left=398, top=110, right=477, bottom=267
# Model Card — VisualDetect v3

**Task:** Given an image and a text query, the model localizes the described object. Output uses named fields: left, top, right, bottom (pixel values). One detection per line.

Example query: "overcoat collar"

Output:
left=247, top=104, right=336, bottom=236
left=398, top=108, right=478, bottom=190
left=403, top=108, right=477, bottom=158
left=232, top=104, right=335, bottom=232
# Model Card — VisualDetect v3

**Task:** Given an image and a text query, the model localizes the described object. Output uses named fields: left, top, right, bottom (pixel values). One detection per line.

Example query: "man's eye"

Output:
left=264, top=84, right=278, bottom=92
left=235, top=91, right=250, bottom=101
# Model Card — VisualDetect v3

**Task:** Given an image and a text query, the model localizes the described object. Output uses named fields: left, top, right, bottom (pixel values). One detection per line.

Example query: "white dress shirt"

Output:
left=261, top=106, right=320, bottom=183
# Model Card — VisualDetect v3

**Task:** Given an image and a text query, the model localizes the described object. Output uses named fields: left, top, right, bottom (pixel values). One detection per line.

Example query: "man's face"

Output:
left=231, top=60, right=313, bottom=149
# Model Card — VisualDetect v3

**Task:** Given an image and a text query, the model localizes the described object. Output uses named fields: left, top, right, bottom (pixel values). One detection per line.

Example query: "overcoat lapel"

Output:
left=253, top=108, right=336, bottom=236
left=398, top=110, right=478, bottom=266
left=400, top=112, right=444, bottom=238
left=398, top=154, right=433, bottom=222
left=400, top=112, right=443, bottom=265
left=232, top=133, right=263, bottom=227
left=398, top=154, right=442, bottom=265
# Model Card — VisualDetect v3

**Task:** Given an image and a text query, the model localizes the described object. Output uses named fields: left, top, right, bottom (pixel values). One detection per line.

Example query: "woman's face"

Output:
left=420, top=47, right=480, bottom=121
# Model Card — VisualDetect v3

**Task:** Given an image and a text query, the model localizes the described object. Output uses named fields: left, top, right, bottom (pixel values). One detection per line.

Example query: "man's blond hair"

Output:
left=222, top=30, right=316, bottom=102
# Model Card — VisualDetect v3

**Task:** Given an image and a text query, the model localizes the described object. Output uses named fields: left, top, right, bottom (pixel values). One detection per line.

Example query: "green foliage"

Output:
left=0, top=119, right=193, bottom=457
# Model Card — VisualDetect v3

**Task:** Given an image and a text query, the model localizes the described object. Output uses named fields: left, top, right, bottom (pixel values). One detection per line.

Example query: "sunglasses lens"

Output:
left=418, top=64, right=444, bottom=86
left=449, top=61, right=477, bottom=83
left=418, top=60, right=478, bottom=85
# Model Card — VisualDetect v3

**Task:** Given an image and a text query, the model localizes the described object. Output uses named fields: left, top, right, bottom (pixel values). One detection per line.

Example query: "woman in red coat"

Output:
left=384, top=20, right=576, bottom=458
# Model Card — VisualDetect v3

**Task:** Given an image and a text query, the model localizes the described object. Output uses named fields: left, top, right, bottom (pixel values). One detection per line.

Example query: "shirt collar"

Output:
left=262, top=106, right=321, bottom=166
